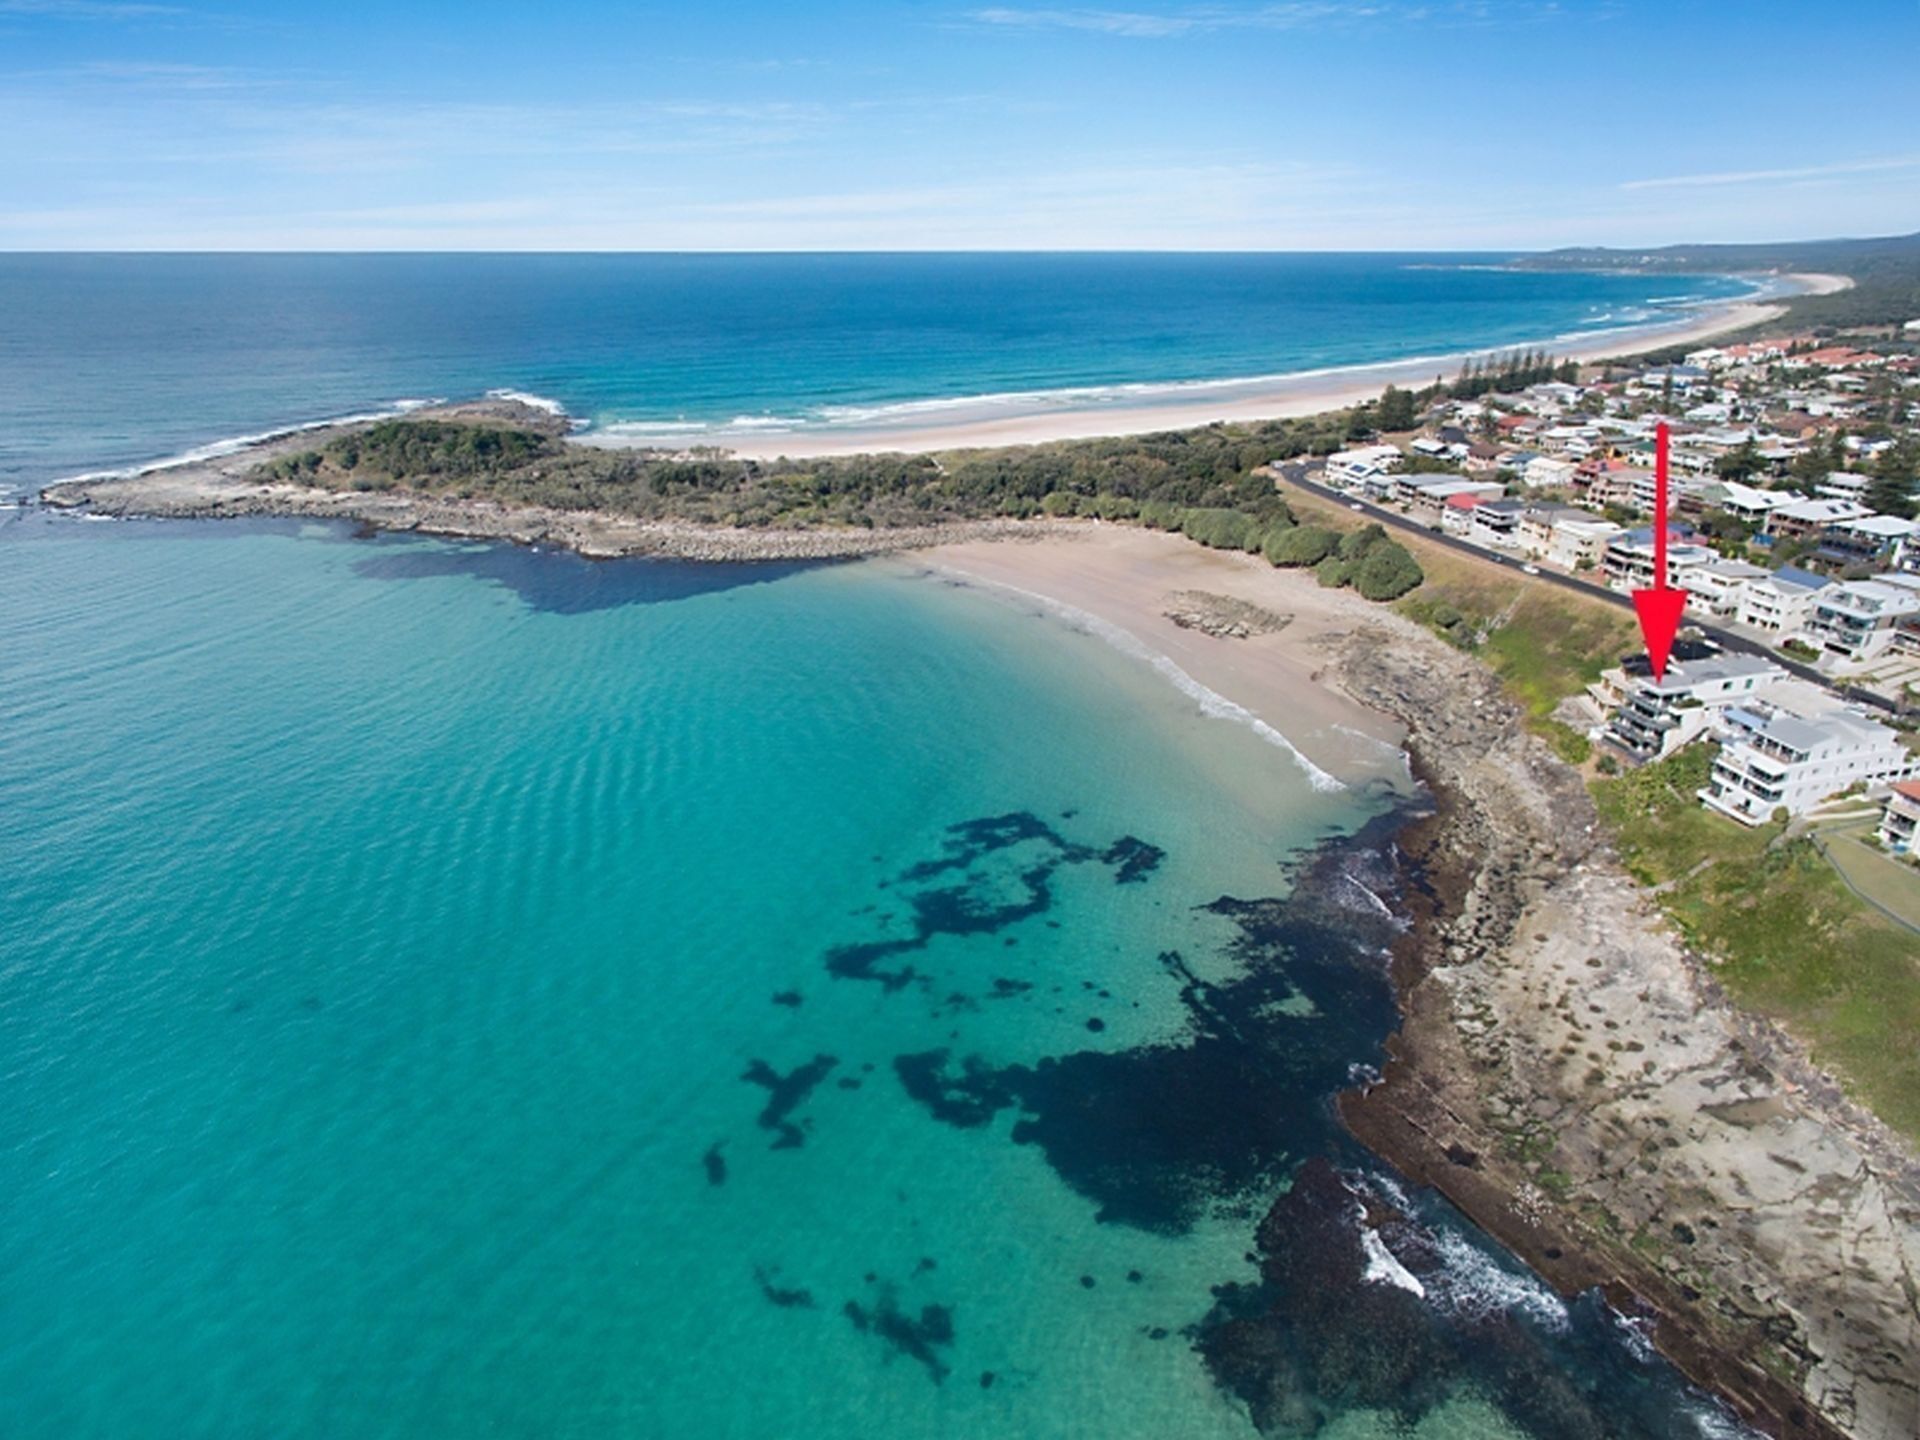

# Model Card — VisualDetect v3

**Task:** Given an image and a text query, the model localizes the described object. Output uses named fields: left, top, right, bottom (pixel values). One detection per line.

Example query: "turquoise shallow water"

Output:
left=1, top=513, right=1747, bottom=1438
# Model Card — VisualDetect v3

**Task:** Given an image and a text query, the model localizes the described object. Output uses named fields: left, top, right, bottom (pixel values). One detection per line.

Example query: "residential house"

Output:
left=1324, top=445, right=1404, bottom=490
left=1685, top=558, right=1770, bottom=616
left=1469, top=498, right=1528, bottom=549
left=1522, top=455, right=1577, bottom=490
left=1699, top=689, right=1914, bottom=824
left=1822, top=515, right=1920, bottom=568
left=1603, top=529, right=1715, bottom=592
left=1877, top=780, right=1920, bottom=856
left=1605, top=653, right=1787, bottom=761
left=1816, top=471, right=1874, bottom=502
left=1808, top=577, right=1920, bottom=662
left=1403, top=478, right=1503, bottom=528
left=1765, top=497, right=1873, bottom=541
left=1735, top=568, right=1830, bottom=639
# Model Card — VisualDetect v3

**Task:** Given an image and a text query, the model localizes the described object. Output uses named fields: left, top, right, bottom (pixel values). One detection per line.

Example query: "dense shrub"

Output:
left=1265, top=525, right=1341, bottom=568
left=1351, top=541, right=1425, bottom=600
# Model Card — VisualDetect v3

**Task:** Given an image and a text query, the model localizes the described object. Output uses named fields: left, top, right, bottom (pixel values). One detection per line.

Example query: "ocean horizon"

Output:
left=0, top=252, right=1755, bottom=496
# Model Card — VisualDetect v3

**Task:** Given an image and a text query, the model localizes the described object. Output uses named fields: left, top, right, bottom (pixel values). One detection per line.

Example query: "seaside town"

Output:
left=1312, top=320, right=1920, bottom=856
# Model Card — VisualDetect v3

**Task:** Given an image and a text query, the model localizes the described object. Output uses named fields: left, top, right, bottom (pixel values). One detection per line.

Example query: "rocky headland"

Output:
left=1324, top=611, right=1919, bottom=1440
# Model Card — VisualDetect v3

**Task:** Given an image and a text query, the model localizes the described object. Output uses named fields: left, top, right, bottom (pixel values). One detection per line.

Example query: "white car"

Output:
left=1521, top=564, right=1540, bottom=576
left=1349, top=502, right=1364, bottom=512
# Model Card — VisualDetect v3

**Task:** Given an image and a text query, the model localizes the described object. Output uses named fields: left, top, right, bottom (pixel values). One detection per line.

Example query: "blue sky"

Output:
left=3, top=0, right=1917, bottom=249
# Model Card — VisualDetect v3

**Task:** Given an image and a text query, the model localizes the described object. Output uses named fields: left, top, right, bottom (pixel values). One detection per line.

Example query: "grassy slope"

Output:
left=1283, top=486, right=1920, bottom=1143
left=1594, top=749, right=1920, bottom=1139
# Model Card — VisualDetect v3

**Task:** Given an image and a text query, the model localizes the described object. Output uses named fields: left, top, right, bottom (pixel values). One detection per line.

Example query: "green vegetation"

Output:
left=1595, top=749, right=1920, bottom=1141
left=259, top=410, right=1373, bottom=530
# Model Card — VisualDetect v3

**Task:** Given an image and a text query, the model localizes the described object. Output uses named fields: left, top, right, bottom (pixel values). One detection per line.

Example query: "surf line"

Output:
left=927, top=565, right=1348, bottom=794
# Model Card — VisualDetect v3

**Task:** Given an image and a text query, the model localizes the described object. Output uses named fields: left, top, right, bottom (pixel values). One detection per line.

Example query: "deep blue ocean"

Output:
left=0, top=253, right=1751, bottom=494
left=1, top=255, right=1759, bottom=1437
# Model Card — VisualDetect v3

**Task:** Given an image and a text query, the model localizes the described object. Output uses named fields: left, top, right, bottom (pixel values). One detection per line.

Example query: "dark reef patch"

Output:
left=741, top=1054, right=838, bottom=1149
left=1199, top=1157, right=1757, bottom=1439
left=893, top=1049, right=1016, bottom=1128
left=771, top=989, right=803, bottom=1008
left=892, top=903, right=1399, bottom=1232
left=824, top=811, right=1163, bottom=990
left=753, top=1265, right=817, bottom=1310
left=1102, top=835, right=1165, bottom=884
left=702, top=1142, right=728, bottom=1186
left=353, top=537, right=816, bottom=614
left=842, top=1282, right=956, bottom=1383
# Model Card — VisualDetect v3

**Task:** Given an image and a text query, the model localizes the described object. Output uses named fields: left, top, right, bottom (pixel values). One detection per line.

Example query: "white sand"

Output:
left=895, top=524, right=1412, bottom=789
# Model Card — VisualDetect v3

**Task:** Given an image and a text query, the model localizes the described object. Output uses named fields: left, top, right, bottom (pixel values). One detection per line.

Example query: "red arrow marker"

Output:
left=1632, top=420, right=1686, bottom=680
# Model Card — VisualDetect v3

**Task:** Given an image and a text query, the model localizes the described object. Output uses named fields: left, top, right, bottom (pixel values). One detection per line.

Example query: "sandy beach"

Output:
left=901, top=525, right=1410, bottom=789
left=598, top=272, right=1851, bottom=461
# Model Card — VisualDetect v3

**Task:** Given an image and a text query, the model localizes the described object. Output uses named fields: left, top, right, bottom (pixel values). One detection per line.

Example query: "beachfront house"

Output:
left=1699, top=690, right=1914, bottom=825
left=1685, top=558, right=1770, bottom=616
left=1877, top=780, right=1920, bottom=856
left=1603, top=528, right=1714, bottom=593
left=1807, top=577, right=1920, bottom=662
left=1324, top=445, right=1404, bottom=491
left=1468, top=498, right=1528, bottom=550
left=1403, top=478, right=1503, bottom=527
left=1766, top=497, right=1873, bottom=541
left=1604, top=653, right=1787, bottom=761
left=1735, top=568, right=1831, bottom=640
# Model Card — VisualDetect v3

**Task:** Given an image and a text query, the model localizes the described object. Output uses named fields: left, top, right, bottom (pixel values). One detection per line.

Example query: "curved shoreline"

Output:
left=907, top=526, right=1916, bottom=1440
left=23, top=272, right=1843, bottom=495
left=585, top=272, right=1835, bottom=461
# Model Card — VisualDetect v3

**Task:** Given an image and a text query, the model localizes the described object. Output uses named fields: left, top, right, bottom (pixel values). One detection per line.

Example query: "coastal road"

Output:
left=1267, top=463, right=1891, bottom=709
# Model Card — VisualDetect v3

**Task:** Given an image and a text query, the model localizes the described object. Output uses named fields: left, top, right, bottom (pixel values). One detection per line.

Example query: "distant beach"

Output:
left=592, top=271, right=1848, bottom=461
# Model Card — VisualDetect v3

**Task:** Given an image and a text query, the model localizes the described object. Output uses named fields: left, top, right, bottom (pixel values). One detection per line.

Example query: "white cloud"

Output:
left=1621, top=155, right=1920, bottom=191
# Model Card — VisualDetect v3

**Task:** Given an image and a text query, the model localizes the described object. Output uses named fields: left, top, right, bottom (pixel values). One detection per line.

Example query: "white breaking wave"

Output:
left=949, top=572, right=1346, bottom=793
left=1359, top=1225, right=1427, bottom=1297
left=485, top=388, right=568, bottom=417
left=48, top=399, right=438, bottom=486
left=1427, top=1229, right=1571, bottom=1334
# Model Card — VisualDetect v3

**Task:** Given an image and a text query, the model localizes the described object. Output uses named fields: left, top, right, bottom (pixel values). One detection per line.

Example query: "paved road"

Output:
left=1270, top=462, right=1893, bottom=711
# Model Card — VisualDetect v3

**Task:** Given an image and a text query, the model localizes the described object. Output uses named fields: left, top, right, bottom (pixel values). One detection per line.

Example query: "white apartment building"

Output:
left=1684, top=559, right=1770, bottom=616
left=1735, top=571, right=1830, bottom=638
left=1699, top=687, right=1914, bottom=825
left=1603, top=533, right=1715, bottom=592
left=1523, top=456, right=1577, bottom=490
left=1605, top=653, right=1786, bottom=761
left=1808, top=577, right=1920, bottom=662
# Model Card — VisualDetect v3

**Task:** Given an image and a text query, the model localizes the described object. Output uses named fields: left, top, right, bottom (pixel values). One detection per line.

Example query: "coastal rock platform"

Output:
left=1329, top=616, right=1920, bottom=1440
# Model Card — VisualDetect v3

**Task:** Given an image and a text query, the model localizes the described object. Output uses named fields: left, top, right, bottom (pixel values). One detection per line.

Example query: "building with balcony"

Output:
left=1698, top=687, right=1914, bottom=825
left=1603, top=528, right=1715, bottom=593
left=1734, top=568, right=1830, bottom=639
left=1878, top=780, right=1920, bottom=856
left=1604, top=653, right=1786, bottom=761
left=1807, top=577, right=1920, bottom=661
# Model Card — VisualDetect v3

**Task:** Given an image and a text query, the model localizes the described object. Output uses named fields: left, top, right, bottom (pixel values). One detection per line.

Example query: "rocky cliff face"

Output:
left=1329, top=618, right=1920, bottom=1440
